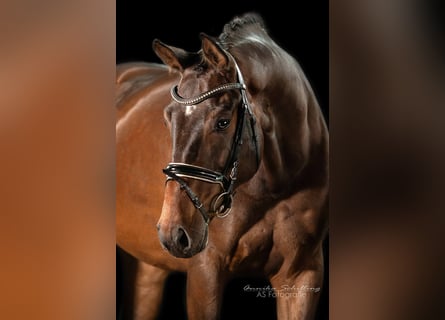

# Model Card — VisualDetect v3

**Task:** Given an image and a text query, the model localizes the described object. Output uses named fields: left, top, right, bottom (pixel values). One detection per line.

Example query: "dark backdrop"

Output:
left=117, top=1, right=328, bottom=319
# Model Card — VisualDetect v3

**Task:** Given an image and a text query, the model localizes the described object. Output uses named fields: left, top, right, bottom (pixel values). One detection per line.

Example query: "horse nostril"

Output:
left=177, top=227, right=190, bottom=250
left=156, top=223, right=161, bottom=231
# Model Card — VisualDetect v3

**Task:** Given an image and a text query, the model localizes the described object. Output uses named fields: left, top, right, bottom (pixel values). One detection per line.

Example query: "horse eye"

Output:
left=216, top=119, right=231, bottom=130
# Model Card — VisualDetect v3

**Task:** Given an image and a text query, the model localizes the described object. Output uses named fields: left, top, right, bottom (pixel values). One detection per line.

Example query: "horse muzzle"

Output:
left=157, top=221, right=208, bottom=258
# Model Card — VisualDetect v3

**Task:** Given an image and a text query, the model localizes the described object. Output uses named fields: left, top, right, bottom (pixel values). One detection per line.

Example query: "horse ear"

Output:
left=200, top=33, right=229, bottom=70
left=152, top=39, right=189, bottom=72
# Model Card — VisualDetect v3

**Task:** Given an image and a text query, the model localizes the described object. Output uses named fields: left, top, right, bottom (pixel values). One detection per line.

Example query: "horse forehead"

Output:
left=181, top=67, right=224, bottom=90
left=178, top=75, right=207, bottom=98
left=174, top=104, right=206, bottom=124
left=184, top=105, right=197, bottom=116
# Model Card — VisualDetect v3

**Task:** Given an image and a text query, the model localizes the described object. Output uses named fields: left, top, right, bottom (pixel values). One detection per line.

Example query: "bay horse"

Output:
left=116, top=13, right=328, bottom=320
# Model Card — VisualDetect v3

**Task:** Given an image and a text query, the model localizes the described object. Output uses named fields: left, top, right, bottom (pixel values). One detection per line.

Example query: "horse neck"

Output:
left=236, top=46, right=329, bottom=197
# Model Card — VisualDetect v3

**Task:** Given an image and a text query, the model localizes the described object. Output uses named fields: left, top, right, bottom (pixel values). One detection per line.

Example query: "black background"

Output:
left=117, top=1, right=328, bottom=319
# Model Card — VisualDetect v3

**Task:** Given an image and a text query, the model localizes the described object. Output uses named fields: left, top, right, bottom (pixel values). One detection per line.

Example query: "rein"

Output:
left=163, top=54, right=259, bottom=225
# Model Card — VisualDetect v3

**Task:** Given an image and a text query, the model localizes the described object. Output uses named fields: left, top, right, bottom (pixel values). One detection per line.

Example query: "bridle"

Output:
left=163, top=53, right=259, bottom=225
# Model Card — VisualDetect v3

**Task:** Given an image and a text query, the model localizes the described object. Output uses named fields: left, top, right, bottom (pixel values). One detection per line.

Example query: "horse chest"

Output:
left=228, top=215, right=276, bottom=273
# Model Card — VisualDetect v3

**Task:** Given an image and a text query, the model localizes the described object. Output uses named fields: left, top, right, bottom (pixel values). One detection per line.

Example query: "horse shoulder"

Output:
left=116, top=63, right=179, bottom=122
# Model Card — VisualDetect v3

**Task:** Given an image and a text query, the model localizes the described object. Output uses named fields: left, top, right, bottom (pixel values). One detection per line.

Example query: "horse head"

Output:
left=153, top=34, right=260, bottom=258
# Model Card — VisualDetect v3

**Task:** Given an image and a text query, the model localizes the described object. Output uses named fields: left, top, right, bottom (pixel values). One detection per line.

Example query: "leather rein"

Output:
left=163, top=54, right=259, bottom=225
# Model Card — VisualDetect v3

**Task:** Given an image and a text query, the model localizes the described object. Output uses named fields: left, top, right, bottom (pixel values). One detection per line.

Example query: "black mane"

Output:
left=218, top=12, right=268, bottom=49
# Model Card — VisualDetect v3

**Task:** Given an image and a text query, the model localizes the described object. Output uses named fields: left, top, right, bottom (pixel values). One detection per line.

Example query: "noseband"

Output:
left=163, top=54, right=259, bottom=225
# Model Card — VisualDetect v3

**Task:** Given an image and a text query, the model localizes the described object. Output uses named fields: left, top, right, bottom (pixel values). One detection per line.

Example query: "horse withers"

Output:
left=116, top=13, right=328, bottom=320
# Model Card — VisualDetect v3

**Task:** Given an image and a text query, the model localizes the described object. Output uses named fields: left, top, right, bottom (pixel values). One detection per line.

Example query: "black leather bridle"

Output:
left=163, top=53, right=259, bottom=225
